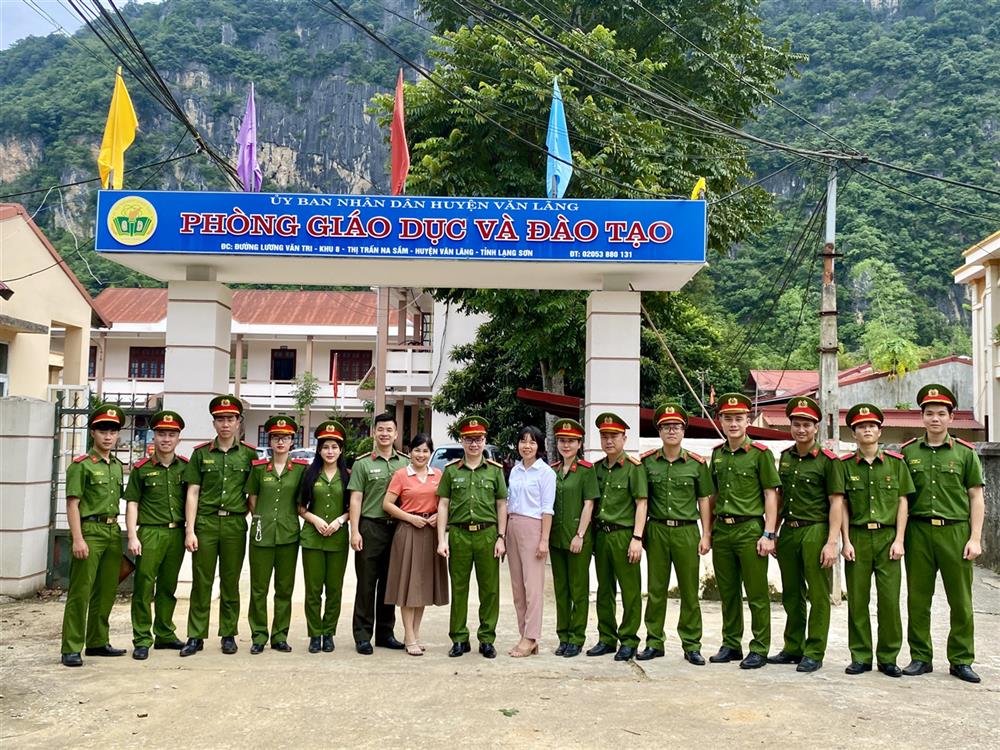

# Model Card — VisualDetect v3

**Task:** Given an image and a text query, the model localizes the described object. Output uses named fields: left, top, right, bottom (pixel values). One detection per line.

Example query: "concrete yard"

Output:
left=2, top=561, right=998, bottom=749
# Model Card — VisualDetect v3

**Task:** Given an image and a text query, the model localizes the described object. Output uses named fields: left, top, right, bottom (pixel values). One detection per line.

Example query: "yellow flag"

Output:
left=98, top=67, right=138, bottom=190
left=690, top=177, right=706, bottom=200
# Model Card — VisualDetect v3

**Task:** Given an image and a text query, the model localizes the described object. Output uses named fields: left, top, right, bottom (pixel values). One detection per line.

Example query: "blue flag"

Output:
left=545, top=77, right=572, bottom=199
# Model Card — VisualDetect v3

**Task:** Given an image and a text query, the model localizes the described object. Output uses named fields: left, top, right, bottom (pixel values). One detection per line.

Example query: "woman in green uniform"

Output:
left=298, top=420, right=351, bottom=654
left=548, top=418, right=599, bottom=658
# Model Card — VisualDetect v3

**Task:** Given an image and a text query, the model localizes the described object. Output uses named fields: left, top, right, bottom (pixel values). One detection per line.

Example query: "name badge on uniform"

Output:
left=370, top=468, right=382, bottom=475
left=908, top=459, right=921, bottom=465
left=453, top=477, right=467, bottom=485
left=203, top=458, right=215, bottom=465
left=849, top=475, right=860, bottom=482
left=263, top=476, right=276, bottom=483
left=148, top=471, right=159, bottom=477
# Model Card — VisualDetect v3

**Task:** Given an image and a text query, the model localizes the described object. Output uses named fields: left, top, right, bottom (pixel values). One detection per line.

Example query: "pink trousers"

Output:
left=506, top=514, right=546, bottom=640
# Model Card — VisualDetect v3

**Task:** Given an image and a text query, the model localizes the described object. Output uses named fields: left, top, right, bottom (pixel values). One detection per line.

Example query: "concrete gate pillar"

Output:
left=584, top=291, right=641, bottom=461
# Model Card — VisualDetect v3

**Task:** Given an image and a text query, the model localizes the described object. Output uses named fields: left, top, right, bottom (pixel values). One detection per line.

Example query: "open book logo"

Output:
left=108, top=196, right=157, bottom=246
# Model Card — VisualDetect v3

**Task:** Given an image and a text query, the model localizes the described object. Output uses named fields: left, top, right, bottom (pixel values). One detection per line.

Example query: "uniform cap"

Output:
left=595, top=412, right=629, bottom=433
left=209, top=394, right=243, bottom=417
left=846, top=403, right=884, bottom=428
left=314, top=419, right=346, bottom=442
left=654, top=402, right=688, bottom=425
left=90, top=403, right=123, bottom=429
left=785, top=396, right=821, bottom=423
left=716, top=393, right=751, bottom=415
left=916, top=383, right=956, bottom=409
left=457, top=415, right=489, bottom=437
left=150, top=410, right=184, bottom=431
left=264, top=414, right=298, bottom=435
left=553, top=418, right=584, bottom=439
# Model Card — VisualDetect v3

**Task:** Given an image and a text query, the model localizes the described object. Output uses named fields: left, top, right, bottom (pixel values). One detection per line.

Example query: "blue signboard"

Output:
left=95, top=190, right=706, bottom=264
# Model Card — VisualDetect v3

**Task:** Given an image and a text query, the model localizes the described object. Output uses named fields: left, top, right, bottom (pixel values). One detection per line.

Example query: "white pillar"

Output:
left=584, top=291, right=641, bottom=460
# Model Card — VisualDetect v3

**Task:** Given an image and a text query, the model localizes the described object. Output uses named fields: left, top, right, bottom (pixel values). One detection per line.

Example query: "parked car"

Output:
left=430, top=443, right=502, bottom=470
left=255, top=447, right=272, bottom=461
left=289, top=447, right=316, bottom=463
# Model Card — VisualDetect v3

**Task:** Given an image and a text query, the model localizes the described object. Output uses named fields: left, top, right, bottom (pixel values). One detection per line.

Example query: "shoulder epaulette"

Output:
left=688, top=451, right=706, bottom=464
left=72, top=454, right=89, bottom=463
left=839, top=452, right=856, bottom=461
left=900, top=437, right=918, bottom=449
left=626, top=454, right=642, bottom=466
left=955, top=437, right=976, bottom=450
left=884, top=450, right=903, bottom=460
left=751, top=441, right=769, bottom=452
left=641, top=448, right=659, bottom=459
left=178, top=454, right=190, bottom=462
left=549, top=459, right=562, bottom=468
left=133, top=457, right=151, bottom=469
left=252, top=458, right=269, bottom=466
left=291, top=458, right=309, bottom=465
left=445, top=457, right=462, bottom=466
left=486, top=458, right=504, bottom=468
left=578, top=459, right=593, bottom=468
left=821, top=448, right=838, bottom=460
left=241, top=440, right=257, bottom=450
left=193, top=441, right=211, bottom=450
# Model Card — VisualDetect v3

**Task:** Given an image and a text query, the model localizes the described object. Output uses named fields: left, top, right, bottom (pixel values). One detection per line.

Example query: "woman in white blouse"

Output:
left=505, top=425, right=556, bottom=657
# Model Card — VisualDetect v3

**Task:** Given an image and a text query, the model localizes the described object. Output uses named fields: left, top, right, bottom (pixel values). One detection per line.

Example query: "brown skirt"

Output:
left=385, top=522, right=449, bottom=607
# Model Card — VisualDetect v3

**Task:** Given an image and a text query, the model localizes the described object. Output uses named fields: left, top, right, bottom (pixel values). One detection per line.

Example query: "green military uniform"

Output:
left=439, top=416, right=508, bottom=646
left=833, top=403, right=914, bottom=667
left=593, top=413, right=648, bottom=650
left=549, top=419, right=599, bottom=650
left=126, top=411, right=188, bottom=649
left=245, top=415, right=306, bottom=648
left=775, top=396, right=841, bottom=662
left=61, top=404, right=126, bottom=659
left=710, top=394, right=781, bottom=658
left=182, top=395, right=256, bottom=641
left=347, top=443, right=408, bottom=644
left=902, top=384, right=984, bottom=669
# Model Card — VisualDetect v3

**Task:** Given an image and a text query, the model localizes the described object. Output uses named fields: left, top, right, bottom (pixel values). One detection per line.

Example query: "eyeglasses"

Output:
left=462, top=437, right=486, bottom=444
left=660, top=424, right=684, bottom=432
left=272, top=435, right=294, bottom=443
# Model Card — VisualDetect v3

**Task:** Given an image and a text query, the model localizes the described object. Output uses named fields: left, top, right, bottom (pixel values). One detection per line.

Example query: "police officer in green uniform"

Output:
left=348, top=412, right=408, bottom=654
left=769, top=397, right=843, bottom=673
left=60, top=403, right=127, bottom=667
left=832, top=403, right=913, bottom=677
left=709, top=393, right=780, bottom=670
left=436, top=416, right=508, bottom=658
left=901, top=384, right=985, bottom=684
left=180, top=395, right=257, bottom=657
left=587, top=412, right=648, bottom=662
left=298, top=420, right=351, bottom=654
left=125, top=410, right=188, bottom=660
left=638, top=403, right=714, bottom=665
left=245, top=415, right=307, bottom=653
left=548, top=418, right=599, bottom=658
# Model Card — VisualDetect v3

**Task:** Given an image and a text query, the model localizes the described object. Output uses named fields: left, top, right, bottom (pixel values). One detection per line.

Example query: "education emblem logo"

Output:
left=107, top=196, right=157, bottom=246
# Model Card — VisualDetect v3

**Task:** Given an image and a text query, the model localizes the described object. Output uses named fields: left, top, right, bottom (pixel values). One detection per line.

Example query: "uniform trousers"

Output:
left=594, top=528, right=641, bottom=648
left=644, top=522, right=702, bottom=652
left=845, top=526, right=901, bottom=664
left=131, top=525, right=185, bottom=647
left=447, top=526, right=499, bottom=644
left=712, top=518, right=771, bottom=656
left=248, top=542, right=299, bottom=645
left=187, top=515, right=247, bottom=639
left=61, top=521, right=122, bottom=654
left=775, top=522, right=832, bottom=660
left=352, top=518, right=397, bottom=642
left=550, top=538, right=592, bottom=647
left=302, top=547, right=349, bottom=637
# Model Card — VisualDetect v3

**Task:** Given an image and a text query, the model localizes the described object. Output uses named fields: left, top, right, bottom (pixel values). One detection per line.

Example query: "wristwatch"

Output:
left=631, top=534, right=642, bottom=541
left=575, top=531, right=585, bottom=540
left=762, top=531, right=777, bottom=541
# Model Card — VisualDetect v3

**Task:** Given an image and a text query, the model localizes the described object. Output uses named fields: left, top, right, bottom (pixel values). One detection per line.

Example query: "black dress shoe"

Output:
left=767, top=650, right=802, bottom=665
left=375, top=635, right=405, bottom=650
left=309, top=637, right=322, bottom=653
left=586, top=642, right=616, bottom=657
left=356, top=640, right=374, bottom=655
left=322, top=635, right=335, bottom=653
left=877, top=662, right=902, bottom=678
left=154, top=639, right=185, bottom=650
left=635, top=647, right=664, bottom=661
left=614, top=645, right=636, bottom=662
left=845, top=661, right=872, bottom=675
left=739, top=652, right=767, bottom=669
left=221, top=636, right=238, bottom=655
left=796, top=657, right=822, bottom=673
left=709, top=646, right=743, bottom=663
left=562, top=644, right=581, bottom=658
left=84, top=644, right=126, bottom=657
left=179, top=638, right=203, bottom=657
left=61, top=652, right=83, bottom=667
left=250, top=643, right=265, bottom=655
left=684, top=650, right=706, bottom=666
left=271, top=641, right=292, bottom=653
left=132, top=646, right=149, bottom=660
left=902, top=659, right=933, bottom=676
left=949, top=664, right=981, bottom=684
left=554, top=641, right=567, bottom=657
left=479, top=643, right=497, bottom=659
left=448, top=641, right=470, bottom=657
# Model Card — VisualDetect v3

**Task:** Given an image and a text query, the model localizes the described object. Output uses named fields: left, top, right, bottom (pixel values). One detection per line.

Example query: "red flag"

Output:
left=331, top=353, right=339, bottom=399
left=390, top=69, right=410, bottom=196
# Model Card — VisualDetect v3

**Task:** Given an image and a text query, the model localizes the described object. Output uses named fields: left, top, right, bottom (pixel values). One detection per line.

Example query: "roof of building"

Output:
left=93, top=287, right=401, bottom=327
left=0, top=204, right=110, bottom=328
left=757, top=404, right=984, bottom=432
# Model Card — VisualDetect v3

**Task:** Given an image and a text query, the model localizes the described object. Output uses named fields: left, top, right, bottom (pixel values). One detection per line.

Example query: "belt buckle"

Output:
left=666, top=520, right=679, bottom=527
left=105, top=516, right=117, bottom=524
left=866, top=522, right=879, bottom=530
left=930, top=518, right=944, bottom=526
left=723, top=517, right=735, bottom=525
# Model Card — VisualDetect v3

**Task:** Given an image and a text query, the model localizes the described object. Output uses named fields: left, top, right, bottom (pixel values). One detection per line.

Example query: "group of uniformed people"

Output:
left=59, top=383, right=985, bottom=683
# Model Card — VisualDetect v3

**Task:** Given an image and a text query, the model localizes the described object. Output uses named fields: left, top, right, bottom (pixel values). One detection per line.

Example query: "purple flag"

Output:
left=236, top=82, right=263, bottom=192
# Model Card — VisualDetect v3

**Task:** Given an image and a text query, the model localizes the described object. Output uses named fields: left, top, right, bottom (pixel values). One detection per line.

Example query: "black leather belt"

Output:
left=364, top=516, right=397, bottom=525
left=851, top=522, right=894, bottom=530
left=715, top=514, right=757, bottom=526
left=911, top=516, right=964, bottom=527
left=81, top=515, right=118, bottom=524
left=216, top=509, right=242, bottom=517
left=649, top=518, right=697, bottom=527
left=596, top=522, right=631, bottom=533
left=784, top=519, right=821, bottom=528
left=141, top=522, right=184, bottom=529
left=449, top=522, right=495, bottom=532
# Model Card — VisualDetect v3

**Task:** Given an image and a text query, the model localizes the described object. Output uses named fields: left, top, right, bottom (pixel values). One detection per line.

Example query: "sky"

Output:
left=0, top=1, right=161, bottom=50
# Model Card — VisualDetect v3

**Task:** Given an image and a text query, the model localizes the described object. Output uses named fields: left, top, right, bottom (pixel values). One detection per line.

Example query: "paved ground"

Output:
left=2, top=562, right=999, bottom=749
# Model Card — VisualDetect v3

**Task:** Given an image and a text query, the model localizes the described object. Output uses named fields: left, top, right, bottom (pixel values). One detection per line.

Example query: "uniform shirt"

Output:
left=124, top=454, right=188, bottom=525
left=437, top=458, right=508, bottom=524
left=550, top=459, right=599, bottom=549
left=831, top=450, right=914, bottom=526
left=183, top=439, right=256, bottom=515
left=902, top=435, right=984, bottom=520
left=711, top=438, right=781, bottom=517
left=506, top=459, right=556, bottom=519
left=347, top=450, right=409, bottom=519
left=594, top=453, right=648, bottom=527
left=778, top=443, right=840, bottom=523
left=66, top=449, right=124, bottom=517
left=387, top=465, right=441, bottom=515
left=245, top=459, right=306, bottom=547
left=300, top=471, right=348, bottom=552
left=642, top=448, right=714, bottom=521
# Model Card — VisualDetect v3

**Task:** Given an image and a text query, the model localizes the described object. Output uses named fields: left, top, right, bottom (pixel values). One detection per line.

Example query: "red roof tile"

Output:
left=758, top=404, right=983, bottom=431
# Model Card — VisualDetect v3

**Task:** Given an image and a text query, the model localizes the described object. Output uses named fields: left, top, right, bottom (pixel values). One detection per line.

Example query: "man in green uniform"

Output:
left=245, top=415, right=307, bottom=654
left=638, top=403, right=714, bottom=665
left=180, top=395, right=257, bottom=657
left=769, top=397, right=843, bottom=673
left=126, top=410, right=188, bottom=660
left=709, top=393, right=780, bottom=670
left=901, top=384, right=985, bottom=684
left=348, top=412, right=408, bottom=654
left=436, top=416, right=508, bottom=658
left=587, top=412, right=648, bottom=662
left=60, top=403, right=127, bottom=667
left=832, top=403, right=913, bottom=678
left=549, top=418, right=599, bottom=658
